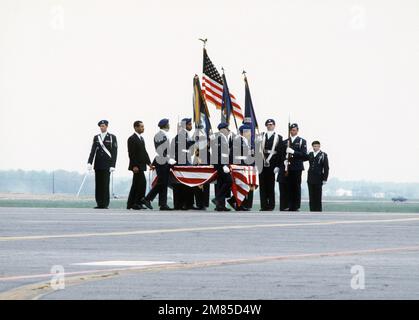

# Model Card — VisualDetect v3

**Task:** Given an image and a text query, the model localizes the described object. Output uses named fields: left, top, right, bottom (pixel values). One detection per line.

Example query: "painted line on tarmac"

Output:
left=1, top=217, right=419, bottom=242
left=1, top=244, right=419, bottom=300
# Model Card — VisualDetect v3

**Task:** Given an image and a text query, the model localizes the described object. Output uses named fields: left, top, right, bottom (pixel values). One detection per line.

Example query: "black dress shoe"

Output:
left=131, top=204, right=144, bottom=210
left=160, top=205, right=174, bottom=211
left=94, top=206, right=108, bottom=209
left=227, top=197, right=237, bottom=210
left=215, top=207, right=231, bottom=212
left=140, top=197, right=153, bottom=210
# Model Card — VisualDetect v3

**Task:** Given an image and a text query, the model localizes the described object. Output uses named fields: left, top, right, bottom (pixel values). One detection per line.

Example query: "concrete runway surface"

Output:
left=0, top=207, right=419, bottom=300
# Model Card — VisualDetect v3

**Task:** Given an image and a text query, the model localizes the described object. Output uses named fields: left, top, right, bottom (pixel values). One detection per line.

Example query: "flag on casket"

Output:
left=171, top=166, right=217, bottom=187
left=151, top=165, right=258, bottom=207
left=230, top=165, right=259, bottom=207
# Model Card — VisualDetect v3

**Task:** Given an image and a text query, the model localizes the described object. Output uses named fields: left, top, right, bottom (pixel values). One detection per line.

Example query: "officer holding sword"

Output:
left=87, top=120, right=118, bottom=209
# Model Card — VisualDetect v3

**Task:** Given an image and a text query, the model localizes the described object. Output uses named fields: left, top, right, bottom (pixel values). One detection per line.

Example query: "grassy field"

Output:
left=0, top=196, right=418, bottom=212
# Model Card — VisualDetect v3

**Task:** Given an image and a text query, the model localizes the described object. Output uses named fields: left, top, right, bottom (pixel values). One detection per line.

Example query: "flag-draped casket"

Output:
left=152, top=165, right=258, bottom=207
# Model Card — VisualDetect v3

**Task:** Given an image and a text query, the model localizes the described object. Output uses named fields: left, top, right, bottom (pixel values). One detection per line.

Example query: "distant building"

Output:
left=335, top=188, right=353, bottom=197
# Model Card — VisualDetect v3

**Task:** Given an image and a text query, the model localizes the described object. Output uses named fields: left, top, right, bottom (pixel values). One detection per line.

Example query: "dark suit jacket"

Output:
left=127, top=133, right=151, bottom=171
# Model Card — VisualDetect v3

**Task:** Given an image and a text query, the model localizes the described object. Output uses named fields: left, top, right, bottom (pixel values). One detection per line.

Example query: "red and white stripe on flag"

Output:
left=230, top=165, right=259, bottom=207
left=202, top=75, right=244, bottom=121
left=171, top=166, right=217, bottom=187
left=150, top=165, right=258, bottom=207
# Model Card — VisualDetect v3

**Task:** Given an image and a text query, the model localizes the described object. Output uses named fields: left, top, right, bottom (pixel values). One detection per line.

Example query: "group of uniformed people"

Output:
left=87, top=118, right=329, bottom=212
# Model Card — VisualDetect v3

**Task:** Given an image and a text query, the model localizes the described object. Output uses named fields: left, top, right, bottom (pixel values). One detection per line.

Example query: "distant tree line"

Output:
left=0, top=170, right=131, bottom=196
left=1, top=170, right=419, bottom=199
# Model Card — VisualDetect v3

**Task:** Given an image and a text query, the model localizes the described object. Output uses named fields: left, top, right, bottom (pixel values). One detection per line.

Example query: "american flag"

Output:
left=230, top=165, right=259, bottom=207
left=171, top=165, right=258, bottom=206
left=202, top=49, right=244, bottom=121
left=171, top=166, right=217, bottom=187
left=151, top=165, right=258, bottom=207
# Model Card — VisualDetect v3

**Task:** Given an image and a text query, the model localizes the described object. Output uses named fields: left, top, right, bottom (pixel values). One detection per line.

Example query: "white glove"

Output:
left=168, top=159, right=177, bottom=165
left=286, top=147, right=295, bottom=154
left=273, top=167, right=279, bottom=174
left=209, top=134, right=216, bottom=140
left=109, top=167, right=115, bottom=173
left=284, top=160, right=289, bottom=166
left=256, top=135, right=263, bottom=142
left=87, top=163, right=93, bottom=171
left=323, top=180, right=327, bottom=185
left=223, top=165, right=230, bottom=174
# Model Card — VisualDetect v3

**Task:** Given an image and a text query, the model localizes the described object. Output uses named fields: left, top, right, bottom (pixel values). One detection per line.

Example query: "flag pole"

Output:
left=242, top=70, right=260, bottom=135
left=198, top=39, right=213, bottom=135
left=285, top=114, right=291, bottom=177
left=199, top=38, right=207, bottom=48
left=222, top=67, right=239, bottom=132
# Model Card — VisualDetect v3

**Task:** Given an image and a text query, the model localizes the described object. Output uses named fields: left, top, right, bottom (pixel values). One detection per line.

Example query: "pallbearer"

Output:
left=231, top=123, right=253, bottom=211
left=259, top=119, right=283, bottom=211
left=140, top=119, right=176, bottom=211
left=87, top=120, right=118, bottom=209
left=306, top=141, right=329, bottom=212
left=212, top=122, right=233, bottom=211
left=192, top=148, right=209, bottom=210
left=173, top=118, right=196, bottom=210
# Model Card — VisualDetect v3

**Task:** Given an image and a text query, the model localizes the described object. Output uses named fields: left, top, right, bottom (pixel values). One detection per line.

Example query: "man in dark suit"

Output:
left=278, top=123, right=307, bottom=212
left=306, top=141, right=329, bottom=212
left=87, top=120, right=118, bottom=209
left=140, top=119, right=176, bottom=211
left=127, top=120, right=152, bottom=210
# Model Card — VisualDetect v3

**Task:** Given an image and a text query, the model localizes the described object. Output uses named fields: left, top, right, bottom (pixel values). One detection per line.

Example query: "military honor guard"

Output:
left=87, top=120, right=118, bottom=209
left=140, top=119, right=176, bottom=211
left=211, top=122, right=234, bottom=211
left=172, top=118, right=197, bottom=210
left=192, top=125, right=211, bottom=210
left=306, top=141, right=329, bottom=212
left=230, top=123, right=253, bottom=211
left=192, top=147, right=210, bottom=210
left=278, top=123, right=308, bottom=212
left=126, top=120, right=152, bottom=210
left=259, top=119, right=283, bottom=211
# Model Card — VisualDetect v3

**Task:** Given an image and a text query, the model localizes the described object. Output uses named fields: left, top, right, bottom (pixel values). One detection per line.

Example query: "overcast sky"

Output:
left=1, top=0, right=418, bottom=182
